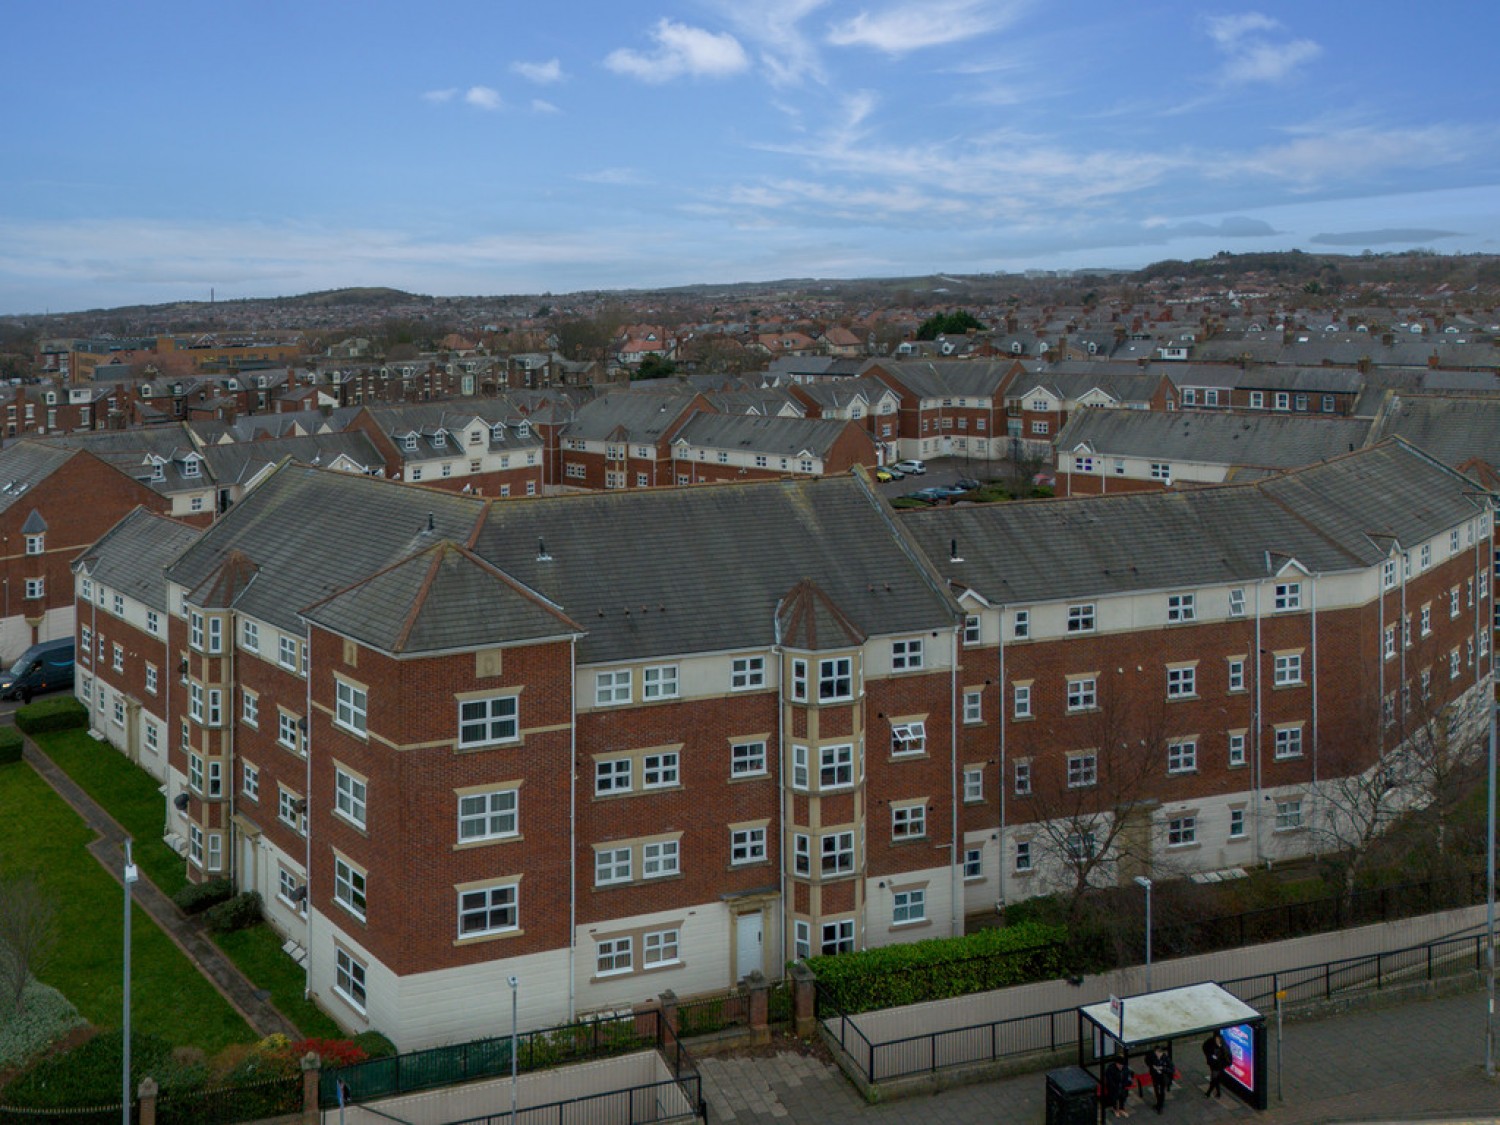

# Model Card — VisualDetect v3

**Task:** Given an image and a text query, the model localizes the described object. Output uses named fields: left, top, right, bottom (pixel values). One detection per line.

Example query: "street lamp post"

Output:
left=1134, top=875, right=1153, bottom=993
left=508, top=975, right=519, bottom=1123
left=122, top=841, right=139, bottom=1125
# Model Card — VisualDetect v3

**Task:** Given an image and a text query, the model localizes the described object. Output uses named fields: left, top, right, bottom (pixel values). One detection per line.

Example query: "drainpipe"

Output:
left=568, top=634, right=578, bottom=1022
left=950, top=620, right=961, bottom=938
left=1253, top=576, right=1264, bottom=865
left=773, top=604, right=788, bottom=964
left=996, top=607, right=1008, bottom=914
left=303, top=631, right=313, bottom=1001
left=1310, top=576, right=1320, bottom=788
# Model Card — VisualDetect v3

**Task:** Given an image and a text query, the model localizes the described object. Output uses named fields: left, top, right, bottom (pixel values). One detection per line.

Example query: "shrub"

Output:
left=172, top=878, right=234, bottom=915
left=0, top=725, right=21, bottom=765
left=351, top=1031, right=397, bottom=1059
left=205, top=892, right=262, bottom=933
left=0, top=979, right=87, bottom=1071
left=807, top=920, right=1068, bottom=1014
left=13, top=697, right=88, bottom=736
left=3, top=1029, right=207, bottom=1107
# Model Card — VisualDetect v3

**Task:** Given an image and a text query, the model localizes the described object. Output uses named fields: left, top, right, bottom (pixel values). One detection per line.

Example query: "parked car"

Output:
left=955, top=478, right=983, bottom=491
left=897, top=491, right=939, bottom=505
left=928, top=484, right=969, bottom=499
left=893, top=459, right=926, bottom=475
left=0, top=638, right=75, bottom=702
left=912, top=486, right=951, bottom=501
left=874, top=467, right=903, bottom=482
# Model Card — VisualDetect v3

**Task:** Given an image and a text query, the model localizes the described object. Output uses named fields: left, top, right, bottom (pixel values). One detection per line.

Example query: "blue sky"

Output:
left=3, top=1, right=1497, bottom=314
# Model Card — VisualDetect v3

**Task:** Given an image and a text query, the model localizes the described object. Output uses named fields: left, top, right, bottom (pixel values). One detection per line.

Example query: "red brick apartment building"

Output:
left=72, top=440, right=1494, bottom=1050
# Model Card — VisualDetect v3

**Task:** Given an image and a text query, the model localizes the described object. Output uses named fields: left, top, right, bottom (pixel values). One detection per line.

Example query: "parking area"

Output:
left=871, top=457, right=1007, bottom=506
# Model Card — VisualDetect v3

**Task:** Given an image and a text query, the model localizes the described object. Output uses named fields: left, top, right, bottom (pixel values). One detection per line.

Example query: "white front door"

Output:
left=735, top=911, right=763, bottom=982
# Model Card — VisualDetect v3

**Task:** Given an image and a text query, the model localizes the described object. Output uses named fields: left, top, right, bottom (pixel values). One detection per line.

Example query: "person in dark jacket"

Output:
left=1104, top=1055, right=1134, bottom=1118
left=1202, top=1032, right=1230, bottom=1098
left=1146, top=1043, right=1174, bottom=1112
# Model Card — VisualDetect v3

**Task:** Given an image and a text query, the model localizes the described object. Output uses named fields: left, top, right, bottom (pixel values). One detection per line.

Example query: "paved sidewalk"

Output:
left=23, top=741, right=299, bottom=1039
left=699, top=988, right=1500, bottom=1124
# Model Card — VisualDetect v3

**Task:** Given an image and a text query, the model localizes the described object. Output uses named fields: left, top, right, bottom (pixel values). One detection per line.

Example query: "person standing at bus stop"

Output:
left=1104, top=1055, right=1134, bottom=1118
left=1146, top=1044, right=1173, bottom=1113
left=1202, top=1032, right=1230, bottom=1099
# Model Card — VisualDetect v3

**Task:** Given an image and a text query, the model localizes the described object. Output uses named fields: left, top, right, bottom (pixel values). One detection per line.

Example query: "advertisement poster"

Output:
left=1221, top=1023, right=1255, bottom=1093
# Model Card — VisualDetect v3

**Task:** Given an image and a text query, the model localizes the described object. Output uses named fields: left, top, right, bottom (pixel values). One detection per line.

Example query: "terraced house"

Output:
left=72, top=440, right=1495, bottom=1051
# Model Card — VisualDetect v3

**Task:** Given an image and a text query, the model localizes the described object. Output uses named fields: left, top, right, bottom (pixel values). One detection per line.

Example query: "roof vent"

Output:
left=537, top=538, right=552, bottom=562
left=425, top=513, right=435, bottom=533
left=949, top=538, right=964, bottom=564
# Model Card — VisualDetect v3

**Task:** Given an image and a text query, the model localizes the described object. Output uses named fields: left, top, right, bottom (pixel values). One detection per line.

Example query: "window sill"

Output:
left=890, top=919, right=932, bottom=931
left=454, top=926, right=524, bottom=947
left=454, top=834, right=522, bottom=851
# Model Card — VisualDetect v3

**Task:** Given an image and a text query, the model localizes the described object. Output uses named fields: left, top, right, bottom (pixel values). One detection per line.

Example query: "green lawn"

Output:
left=0, top=762, right=253, bottom=1054
left=214, top=926, right=344, bottom=1040
left=27, top=729, right=343, bottom=1041
left=31, top=728, right=188, bottom=896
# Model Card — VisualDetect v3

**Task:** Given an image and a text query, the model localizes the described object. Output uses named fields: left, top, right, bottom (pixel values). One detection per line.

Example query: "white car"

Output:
left=893, top=459, right=926, bottom=475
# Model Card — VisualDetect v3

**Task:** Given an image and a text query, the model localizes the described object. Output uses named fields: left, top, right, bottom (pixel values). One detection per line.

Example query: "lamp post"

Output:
left=122, top=840, right=139, bottom=1125
left=507, top=975, right=519, bottom=1123
left=1134, top=875, right=1153, bottom=993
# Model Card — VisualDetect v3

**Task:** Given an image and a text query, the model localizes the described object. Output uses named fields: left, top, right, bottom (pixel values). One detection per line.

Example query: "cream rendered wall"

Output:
left=575, top=899, right=747, bottom=1015
left=863, top=859, right=959, bottom=945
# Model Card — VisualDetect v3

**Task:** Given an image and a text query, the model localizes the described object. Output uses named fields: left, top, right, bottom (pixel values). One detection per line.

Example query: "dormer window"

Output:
left=433, top=432, right=447, bottom=448
left=403, top=434, right=418, bottom=451
left=151, top=461, right=165, bottom=482
left=181, top=457, right=200, bottom=478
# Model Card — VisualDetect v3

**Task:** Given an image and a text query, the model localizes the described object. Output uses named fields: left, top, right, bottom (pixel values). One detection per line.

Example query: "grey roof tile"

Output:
left=74, top=508, right=202, bottom=612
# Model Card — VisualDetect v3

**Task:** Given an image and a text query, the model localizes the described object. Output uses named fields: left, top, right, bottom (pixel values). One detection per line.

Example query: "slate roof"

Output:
left=74, top=508, right=201, bottom=612
left=0, top=443, right=77, bottom=516
left=164, top=465, right=960, bottom=663
left=566, top=392, right=702, bottom=443
left=671, top=413, right=862, bottom=458
left=777, top=579, right=867, bottom=650
left=1055, top=410, right=1377, bottom=469
left=863, top=360, right=1017, bottom=399
left=199, top=433, right=385, bottom=485
left=899, top=440, right=1486, bottom=605
left=1234, top=367, right=1364, bottom=393
left=1374, top=395, right=1500, bottom=471
left=302, top=541, right=582, bottom=655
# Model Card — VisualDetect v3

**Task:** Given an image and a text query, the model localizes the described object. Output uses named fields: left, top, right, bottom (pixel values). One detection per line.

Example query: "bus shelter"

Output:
left=1078, top=982, right=1267, bottom=1111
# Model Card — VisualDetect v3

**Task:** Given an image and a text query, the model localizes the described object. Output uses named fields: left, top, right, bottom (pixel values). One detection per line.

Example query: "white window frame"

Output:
left=334, top=767, right=367, bottom=829
left=458, top=789, right=518, bottom=842
left=892, top=638, right=924, bottom=670
left=1167, top=593, right=1195, bottom=622
left=892, top=803, right=927, bottom=840
left=730, top=656, right=765, bottom=690
left=458, top=883, right=518, bottom=938
left=642, top=664, right=679, bottom=700
left=1167, top=739, right=1197, bottom=774
left=457, top=694, right=518, bottom=749
left=731, top=826, right=767, bottom=865
left=335, top=948, right=367, bottom=1011
left=731, top=740, right=767, bottom=777
left=595, top=669, right=632, bottom=706
left=891, top=721, right=926, bottom=756
left=1066, top=604, right=1096, bottom=633
left=333, top=856, right=367, bottom=920
left=892, top=888, right=926, bottom=925
left=1067, top=752, right=1097, bottom=788
left=335, top=679, right=368, bottom=736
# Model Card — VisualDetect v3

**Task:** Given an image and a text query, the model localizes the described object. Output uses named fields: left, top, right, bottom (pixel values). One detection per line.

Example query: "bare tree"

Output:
left=0, top=873, right=58, bottom=1016
left=1015, top=684, right=1172, bottom=921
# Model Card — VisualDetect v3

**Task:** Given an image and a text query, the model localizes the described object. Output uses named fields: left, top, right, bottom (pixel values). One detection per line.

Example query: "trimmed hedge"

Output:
left=173, top=878, right=234, bottom=916
left=205, top=892, right=263, bottom=934
left=13, top=697, right=88, bottom=736
left=2, top=1029, right=207, bottom=1107
left=0, top=724, right=21, bottom=765
left=807, top=920, right=1069, bottom=1014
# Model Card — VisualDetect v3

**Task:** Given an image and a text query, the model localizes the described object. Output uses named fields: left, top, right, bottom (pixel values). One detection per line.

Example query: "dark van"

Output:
left=0, top=638, right=75, bottom=702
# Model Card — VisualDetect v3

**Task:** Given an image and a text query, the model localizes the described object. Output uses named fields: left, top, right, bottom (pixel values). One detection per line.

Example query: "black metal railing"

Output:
left=440, top=1074, right=706, bottom=1125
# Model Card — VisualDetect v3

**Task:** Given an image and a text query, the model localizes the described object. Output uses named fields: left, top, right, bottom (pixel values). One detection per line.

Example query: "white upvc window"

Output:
left=457, top=695, right=518, bottom=748
left=1274, top=799, right=1303, bottom=830
left=1167, top=593, right=1195, bottom=622
left=1227, top=657, right=1245, bottom=692
left=642, top=664, right=679, bottom=700
left=892, top=638, right=924, bottom=670
left=964, top=615, right=981, bottom=644
left=963, top=690, right=983, bottom=724
left=791, top=744, right=809, bottom=790
left=1014, top=758, right=1032, bottom=795
left=1067, top=752, right=1097, bottom=788
left=1014, top=840, right=1033, bottom=872
left=1166, top=664, right=1196, bottom=698
left=1066, top=604, right=1096, bottom=633
left=145, top=664, right=158, bottom=695
left=818, top=657, right=853, bottom=701
left=1229, top=808, right=1247, bottom=839
left=335, top=948, right=367, bottom=1011
left=964, top=767, right=983, bottom=803
left=1167, top=816, right=1197, bottom=846
left=334, top=767, right=367, bottom=829
left=278, top=711, right=302, bottom=753
left=730, top=740, right=766, bottom=777
left=730, top=826, right=767, bottom=864
left=333, top=856, right=367, bottom=920
left=24, top=578, right=43, bottom=599
left=335, top=679, right=368, bottom=736
left=458, top=884, right=518, bottom=937
left=242, top=762, right=259, bottom=800
left=278, top=636, right=298, bottom=670
left=595, top=669, right=632, bottom=706
left=1273, top=652, right=1303, bottom=686
left=892, top=803, right=926, bottom=840
left=190, top=610, right=205, bottom=650
left=24, top=534, right=42, bottom=555
left=597, top=937, right=633, bottom=975
left=820, top=831, right=855, bottom=874
left=891, top=721, right=926, bottom=756
left=1274, top=726, right=1304, bottom=759
left=892, top=888, right=926, bottom=924
left=821, top=919, right=855, bottom=955
left=1013, top=682, right=1032, bottom=719
left=731, top=656, right=765, bottom=690
left=1228, top=588, right=1246, bottom=617
left=1228, top=731, right=1247, bottom=767
left=1274, top=582, right=1302, bottom=611
left=643, top=929, right=680, bottom=966
left=596, top=758, right=632, bottom=794
left=790, top=658, right=808, bottom=701
left=459, top=789, right=518, bottom=842
left=242, top=621, right=259, bottom=652
left=1013, top=610, right=1030, bottom=639
left=642, top=839, right=679, bottom=878
left=1167, top=739, right=1197, bottom=774
left=1066, top=677, right=1097, bottom=712
left=793, top=833, right=810, bottom=875
left=819, top=743, right=854, bottom=789
left=642, top=751, right=679, bottom=789
left=595, top=847, right=632, bottom=886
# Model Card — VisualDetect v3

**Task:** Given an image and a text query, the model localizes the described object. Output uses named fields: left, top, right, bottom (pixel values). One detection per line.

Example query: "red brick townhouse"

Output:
left=787, top=378, right=903, bottom=464
left=899, top=440, right=1494, bottom=917
left=346, top=402, right=546, bottom=498
left=557, top=391, right=712, bottom=489
left=666, top=413, right=877, bottom=484
left=1001, top=364, right=1176, bottom=459
left=72, top=510, right=201, bottom=786
left=1052, top=410, right=1378, bottom=496
left=862, top=359, right=1019, bottom=462
left=90, top=466, right=959, bottom=1049
left=76, top=440, right=1493, bottom=1051
left=0, top=442, right=171, bottom=663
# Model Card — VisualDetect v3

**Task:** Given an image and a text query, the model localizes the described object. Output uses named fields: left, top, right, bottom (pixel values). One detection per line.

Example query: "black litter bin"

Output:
left=1046, top=1065, right=1099, bottom=1125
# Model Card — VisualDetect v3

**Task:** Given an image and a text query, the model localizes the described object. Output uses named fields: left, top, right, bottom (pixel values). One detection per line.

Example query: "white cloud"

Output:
left=1223, top=125, right=1472, bottom=186
left=1204, top=11, right=1320, bottom=85
left=573, top=168, right=650, bottom=186
left=827, top=0, right=1029, bottom=55
left=421, top=88, right=458, bottom=103
left=715, top=0, right=828, bottom=87
left=464, top=86, right=502, bottom=110
left=605, top=20, right=750, bottom=83
left=531, top=99, right=561, bottom=115
left=512, top=58, right=564, bottom=85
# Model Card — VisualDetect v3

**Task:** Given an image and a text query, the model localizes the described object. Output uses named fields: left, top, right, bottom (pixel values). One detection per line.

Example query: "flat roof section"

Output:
left=1080, top=982, right=1261, bottom=1048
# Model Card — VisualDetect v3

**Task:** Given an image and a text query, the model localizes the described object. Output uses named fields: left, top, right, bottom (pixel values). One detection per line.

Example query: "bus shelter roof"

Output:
left=1079, top=982, right=1261, bottom=1049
